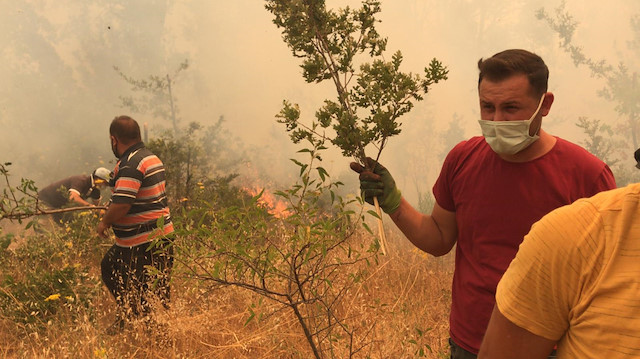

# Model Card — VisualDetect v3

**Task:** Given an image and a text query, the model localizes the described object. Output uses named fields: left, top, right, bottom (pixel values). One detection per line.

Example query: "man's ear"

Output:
left=540, top=92, right=555, bottom=117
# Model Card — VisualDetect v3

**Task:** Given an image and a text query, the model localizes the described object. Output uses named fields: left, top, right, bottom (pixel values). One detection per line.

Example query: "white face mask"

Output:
left=478, top=94, right=545, bottom=155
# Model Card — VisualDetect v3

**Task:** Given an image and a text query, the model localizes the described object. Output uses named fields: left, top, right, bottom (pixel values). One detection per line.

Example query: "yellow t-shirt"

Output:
left=496, top=183, right=640, bottom=358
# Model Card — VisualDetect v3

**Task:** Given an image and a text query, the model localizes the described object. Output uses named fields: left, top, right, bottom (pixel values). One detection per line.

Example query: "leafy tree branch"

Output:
left=266, top=0, right=448, bottom=165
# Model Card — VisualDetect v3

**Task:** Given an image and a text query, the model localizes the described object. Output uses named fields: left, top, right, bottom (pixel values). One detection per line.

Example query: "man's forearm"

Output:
left=101, top=203, right=132, bottom=226
left=69, top=191, right=91, bottom=206
left=389, top=198, right=457, bottom=256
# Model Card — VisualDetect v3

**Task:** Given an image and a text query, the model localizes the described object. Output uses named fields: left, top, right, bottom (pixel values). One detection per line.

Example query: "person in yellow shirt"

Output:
left=479, top=177, right=640, bottom=358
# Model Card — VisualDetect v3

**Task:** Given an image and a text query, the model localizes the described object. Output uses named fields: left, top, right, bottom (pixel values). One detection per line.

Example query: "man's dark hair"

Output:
left=477, top=49, right=549, bottom=97
left=110, top=115, right=141, bottom=144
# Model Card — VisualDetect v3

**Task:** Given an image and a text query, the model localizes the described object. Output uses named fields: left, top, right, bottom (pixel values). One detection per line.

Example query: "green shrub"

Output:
left=0, top=213, right=103, bottom=328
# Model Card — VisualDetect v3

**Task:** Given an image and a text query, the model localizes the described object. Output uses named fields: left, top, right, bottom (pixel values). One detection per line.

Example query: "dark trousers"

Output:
left=101, top=238, right=174, bottom=318
left=450, top=338, right=478, bottom=359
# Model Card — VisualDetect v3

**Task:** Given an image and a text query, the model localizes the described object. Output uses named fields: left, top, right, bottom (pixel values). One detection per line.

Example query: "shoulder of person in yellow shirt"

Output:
left=480, top=183, right=640, bottom=359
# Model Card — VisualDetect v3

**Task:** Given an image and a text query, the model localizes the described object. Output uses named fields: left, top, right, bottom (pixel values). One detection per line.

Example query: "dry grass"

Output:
left=0, top=223, right=454, bottom=359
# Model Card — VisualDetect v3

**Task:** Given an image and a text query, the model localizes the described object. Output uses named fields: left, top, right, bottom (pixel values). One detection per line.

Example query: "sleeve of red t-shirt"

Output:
left=433, top=140, right=467, bottom=212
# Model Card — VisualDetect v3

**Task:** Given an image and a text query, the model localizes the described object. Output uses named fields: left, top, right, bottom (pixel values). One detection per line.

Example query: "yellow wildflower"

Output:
left=94, top=347, right=107, bottom=358
left=45, top=293, right=61, bottom=301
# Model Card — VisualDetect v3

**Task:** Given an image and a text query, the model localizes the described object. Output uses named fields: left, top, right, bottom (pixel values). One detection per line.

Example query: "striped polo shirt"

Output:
left=110, top=142, right=174, bottom=247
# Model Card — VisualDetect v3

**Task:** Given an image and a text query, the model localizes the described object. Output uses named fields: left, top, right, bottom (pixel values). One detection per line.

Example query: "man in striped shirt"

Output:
left=97, top=115, right=174, bottom=332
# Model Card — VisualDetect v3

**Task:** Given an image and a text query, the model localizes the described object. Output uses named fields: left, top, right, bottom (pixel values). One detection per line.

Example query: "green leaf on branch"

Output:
left=245, top=307, right=256, bottom=326
left=367, top=210, right=380, bottom=219
left=316, top=167, right=328, bottom=181
left=362, top=222, right=373, bottom=234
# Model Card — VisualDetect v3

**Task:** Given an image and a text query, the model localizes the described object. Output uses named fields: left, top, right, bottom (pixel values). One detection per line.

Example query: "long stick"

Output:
left=373, top=196, right=387, bottom=255
left=1, top=205, right=108, bottom=221
left=369, top=152, right=388, bottom=256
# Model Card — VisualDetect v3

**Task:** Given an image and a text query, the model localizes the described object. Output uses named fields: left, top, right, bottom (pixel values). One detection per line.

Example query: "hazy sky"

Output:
left=2, top=0, right=639, bottom=202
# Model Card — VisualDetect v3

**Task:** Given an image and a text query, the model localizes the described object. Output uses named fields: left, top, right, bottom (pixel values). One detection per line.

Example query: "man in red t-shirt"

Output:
left=351, top=49, right=616, bottom=358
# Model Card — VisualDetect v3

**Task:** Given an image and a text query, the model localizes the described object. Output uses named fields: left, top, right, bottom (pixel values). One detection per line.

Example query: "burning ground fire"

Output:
left=239, top=161, right=294, bottom=218
left=243, top=186, right=291, bottom=218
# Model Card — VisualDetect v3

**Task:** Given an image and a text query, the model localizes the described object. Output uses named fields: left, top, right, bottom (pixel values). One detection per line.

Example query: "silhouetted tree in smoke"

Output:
left=115, top=60, right=189, bottom=135
left=1, top=0, right=174, bottom=183
left=538, top=1, right=640, bottom=185
left=114, top=61, right=249, bottom=209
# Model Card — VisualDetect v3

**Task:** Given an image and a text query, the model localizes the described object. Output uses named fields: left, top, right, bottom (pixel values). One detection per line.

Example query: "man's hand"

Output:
left=350, top=157, right=402, bottom=214
left=96, top=221, right=111, bottom=238
left=96, top=202, right=130, bottom=239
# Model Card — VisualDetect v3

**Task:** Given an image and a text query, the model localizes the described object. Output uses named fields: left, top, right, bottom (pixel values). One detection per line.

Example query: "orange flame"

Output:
left=244, top=186, right=291, bottom=218
left=239, top=161, right=293, bottom=218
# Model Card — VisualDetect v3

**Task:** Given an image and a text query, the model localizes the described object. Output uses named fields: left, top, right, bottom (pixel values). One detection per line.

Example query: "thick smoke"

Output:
left=2, top=0, right=638, bottom=203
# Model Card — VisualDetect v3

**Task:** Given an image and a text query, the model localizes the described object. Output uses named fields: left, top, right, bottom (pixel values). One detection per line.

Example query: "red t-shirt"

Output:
left=433, top=136, right=616, bottom=354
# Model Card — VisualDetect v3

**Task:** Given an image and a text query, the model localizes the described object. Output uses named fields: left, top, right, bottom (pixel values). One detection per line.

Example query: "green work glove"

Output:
left=350, top=158, right=402, bottom=214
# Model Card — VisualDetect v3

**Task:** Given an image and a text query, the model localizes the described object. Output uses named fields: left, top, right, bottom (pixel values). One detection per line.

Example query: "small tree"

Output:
left=537, top=2, right=640, bottom=185
left=116, top=62, right=247, bottom=207
left=575, top=117, right=619, bottom=167
left=114, top=60, right=189, bottom=135
left=265, top=0, right=447, bottom=249
left=174, top=139, right=376, bottom=358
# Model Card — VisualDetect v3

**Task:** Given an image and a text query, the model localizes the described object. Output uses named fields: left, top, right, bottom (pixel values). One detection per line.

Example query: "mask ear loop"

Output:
left=528, top=93, right=546, bottom=122
left=527, top=93, right=546, bottom=136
